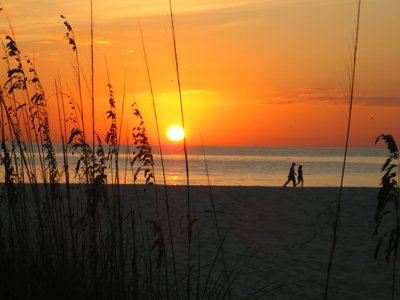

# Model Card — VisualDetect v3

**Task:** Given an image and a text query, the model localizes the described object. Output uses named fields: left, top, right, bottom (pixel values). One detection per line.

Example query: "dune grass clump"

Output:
left=374, top=134, right=399, bottom=300
left=0, top=31, right=74, bottom=299
left=0, top=19, right=150, bottom=299
left=0, top=6, right=238, bottom=299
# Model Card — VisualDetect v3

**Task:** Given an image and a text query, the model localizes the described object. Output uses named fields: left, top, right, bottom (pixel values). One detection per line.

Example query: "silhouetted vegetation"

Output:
left=374, top=134, right=399, bottom=300
left=0, top=6, right=235, bottom=300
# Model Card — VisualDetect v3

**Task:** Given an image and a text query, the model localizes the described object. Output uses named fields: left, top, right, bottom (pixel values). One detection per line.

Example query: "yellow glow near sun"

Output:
left=167, top=126, right=185, bottom=141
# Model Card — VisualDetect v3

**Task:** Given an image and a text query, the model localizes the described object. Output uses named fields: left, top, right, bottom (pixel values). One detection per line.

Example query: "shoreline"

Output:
left=0, top=183, right=380, bottom=188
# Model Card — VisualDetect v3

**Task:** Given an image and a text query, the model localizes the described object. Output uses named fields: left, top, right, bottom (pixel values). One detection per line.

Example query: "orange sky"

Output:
left=1, top=0, right=400, bottom=147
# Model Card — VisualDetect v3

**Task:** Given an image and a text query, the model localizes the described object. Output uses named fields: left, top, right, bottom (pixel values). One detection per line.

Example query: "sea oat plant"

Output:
left=0, top=4, right=240, bottom=299
left=374, top=134, right=399, bottom=300
left=0, top=25, right=80, bottom=298
left=130, top=99, right=167, bottom=298
left=140, top=23, right=180, bottom=298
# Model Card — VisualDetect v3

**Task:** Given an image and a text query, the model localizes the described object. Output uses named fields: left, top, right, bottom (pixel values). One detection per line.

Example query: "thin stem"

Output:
left=393, top=200, right=399, bottom=300
left=139, top=23, right=178, bottom=299
left=200, top=138, right=231, bottom=299
left=168, top=1, right=192, bottom=297
left=324, top=1, right=361, bottom=299
left=89, top=0, right=98, bottom=295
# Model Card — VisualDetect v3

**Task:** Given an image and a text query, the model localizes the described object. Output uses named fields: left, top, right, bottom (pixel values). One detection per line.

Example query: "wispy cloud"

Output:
left=0, top=0, right=322, bottom=43
left=258, top=87, right=400, bottom=107
left=356, top=96, right=400, bottom=106
left=182, top=88, right=214, bottom=96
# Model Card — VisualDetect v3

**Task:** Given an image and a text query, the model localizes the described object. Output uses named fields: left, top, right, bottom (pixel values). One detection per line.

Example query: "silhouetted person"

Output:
left=283, top=162, right=296, bottom=187
left=297, top=165, right=304, bottom=187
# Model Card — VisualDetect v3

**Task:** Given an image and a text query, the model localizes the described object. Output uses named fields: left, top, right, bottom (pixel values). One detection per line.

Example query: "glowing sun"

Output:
left=167, top=126, right=185, bottom=141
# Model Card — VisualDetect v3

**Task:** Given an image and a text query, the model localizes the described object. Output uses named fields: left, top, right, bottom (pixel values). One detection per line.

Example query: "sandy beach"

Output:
left=128, top=185, right=397, bottom=299
left=1, top=184, right=397, bottom=299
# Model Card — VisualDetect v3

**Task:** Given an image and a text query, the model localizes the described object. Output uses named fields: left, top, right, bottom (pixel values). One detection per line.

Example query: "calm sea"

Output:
left=153, top=146, right=387, bottom=187
left=0, top=146, right=389, bottom=187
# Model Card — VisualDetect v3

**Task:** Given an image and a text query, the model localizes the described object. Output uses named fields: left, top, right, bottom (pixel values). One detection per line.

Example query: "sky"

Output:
left=1, top=0, right=400, bottom=147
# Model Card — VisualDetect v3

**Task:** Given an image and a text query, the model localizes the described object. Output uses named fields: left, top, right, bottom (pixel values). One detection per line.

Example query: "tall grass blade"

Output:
left=139, top=22, right=178, bottom=299
left=324, top=1, right=362, bottom=299
left=167, top=1, right=193, bottom=297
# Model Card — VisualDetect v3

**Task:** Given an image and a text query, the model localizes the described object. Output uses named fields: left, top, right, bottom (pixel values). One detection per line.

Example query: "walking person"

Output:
left=283, top=162, right=296, bottom=187
left=297, top=165, right=304, bottom=187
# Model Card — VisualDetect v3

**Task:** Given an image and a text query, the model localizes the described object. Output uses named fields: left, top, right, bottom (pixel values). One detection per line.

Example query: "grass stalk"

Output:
left=139, top=23, right=177, bottom=299
left=167, top=1, right=193, bottom=297
left=55, top=77, right=76, bottom=262
left=323, top=1, right=361, bottom=298
left=60, top=15, right=86, bottom=141
left=89, top=1, right=99, bottom=294
left=200, top=141, right=231, bottom=299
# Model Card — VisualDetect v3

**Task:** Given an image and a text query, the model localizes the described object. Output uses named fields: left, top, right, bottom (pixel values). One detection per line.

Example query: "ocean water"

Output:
left=153, top=146, right=388, bottom=187
left=0, top=146, right=389, bottom=187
